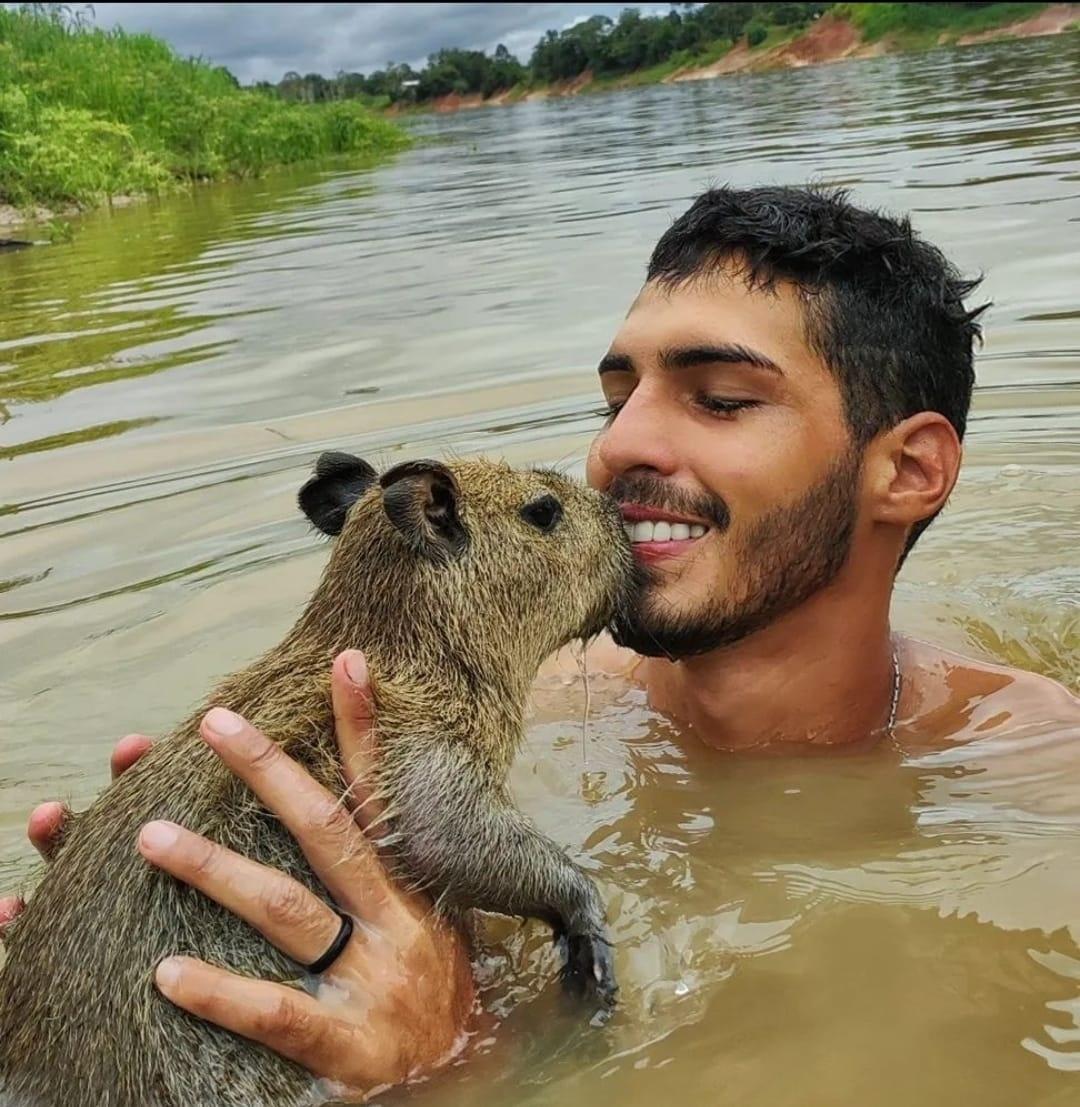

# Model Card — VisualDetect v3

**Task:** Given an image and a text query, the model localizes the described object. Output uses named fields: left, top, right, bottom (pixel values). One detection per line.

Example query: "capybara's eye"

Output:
left=520, top=495, right=563, bottom=534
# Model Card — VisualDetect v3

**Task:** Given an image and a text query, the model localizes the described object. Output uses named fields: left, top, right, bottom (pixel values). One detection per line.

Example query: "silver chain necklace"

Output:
left=882, top=646, right=902, bottom=742
left=707, top=645, right=904, bottom=752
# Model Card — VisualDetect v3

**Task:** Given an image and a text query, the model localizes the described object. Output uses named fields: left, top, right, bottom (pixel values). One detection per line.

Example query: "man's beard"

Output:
left=609, top=452, right=862, bottom=659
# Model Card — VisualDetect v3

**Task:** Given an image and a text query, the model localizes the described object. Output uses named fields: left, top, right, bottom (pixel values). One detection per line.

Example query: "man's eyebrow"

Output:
left=661, top=343, right=783, bottom=375
left=597, top=352, right=634, bottom=375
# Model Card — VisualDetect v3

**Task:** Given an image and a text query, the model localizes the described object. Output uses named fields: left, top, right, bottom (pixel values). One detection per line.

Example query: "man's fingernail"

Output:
left=343, top=650, right=368, bottom=687
left=205, top=706, right=244, bottom=737
left=140, top=821, right=179, bottom=854
left=156, top=957, right=183, bottom=991
left=0, top=896, right=24, bottom=922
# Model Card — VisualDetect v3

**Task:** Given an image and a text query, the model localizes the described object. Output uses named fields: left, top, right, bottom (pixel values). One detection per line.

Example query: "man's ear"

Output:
left=380, top=459, right=467, bottom=564
left=868, top=413, right=962, bottom=528
left=298, top=451, right=378, bottom=536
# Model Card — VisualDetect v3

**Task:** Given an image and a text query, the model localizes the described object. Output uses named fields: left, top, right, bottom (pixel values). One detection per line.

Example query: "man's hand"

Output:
left=0, top=651, right=476, bottom=1099
left=0, top=736, right=151, bottom=925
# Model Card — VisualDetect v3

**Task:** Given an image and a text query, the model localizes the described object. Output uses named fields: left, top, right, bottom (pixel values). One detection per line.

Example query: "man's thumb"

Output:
left=331, top=650, right=381, bottom=826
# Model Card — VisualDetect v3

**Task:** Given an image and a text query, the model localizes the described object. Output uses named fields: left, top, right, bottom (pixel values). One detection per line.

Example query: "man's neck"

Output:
left=639, top=581, right=898, bottom=751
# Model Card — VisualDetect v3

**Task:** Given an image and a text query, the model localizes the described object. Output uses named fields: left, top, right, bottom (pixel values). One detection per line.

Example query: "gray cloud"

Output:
left=85, top=2, right=653, bottom=84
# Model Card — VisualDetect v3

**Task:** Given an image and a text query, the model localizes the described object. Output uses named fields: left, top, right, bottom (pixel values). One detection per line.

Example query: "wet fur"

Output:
left=0, top=457, right=635, bottom=1107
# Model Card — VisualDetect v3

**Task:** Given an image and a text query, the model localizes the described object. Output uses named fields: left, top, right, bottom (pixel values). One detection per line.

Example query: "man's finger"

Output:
left=197, top=708, right=393, bottom=918
left=111, top=734, right=154, bottom=780
left=154, top=956, right=373, bottom=1088
left=331, top=650, right=384, bottom=828
left=27, top=802, right=67, bottom=861
left=138, top=821, right=345, bottom=967
left=0, top=896, right=25, bottom=944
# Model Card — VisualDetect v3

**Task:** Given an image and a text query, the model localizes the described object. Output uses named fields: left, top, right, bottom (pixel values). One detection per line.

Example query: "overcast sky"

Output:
left=80, top=3, right=665, bottom=84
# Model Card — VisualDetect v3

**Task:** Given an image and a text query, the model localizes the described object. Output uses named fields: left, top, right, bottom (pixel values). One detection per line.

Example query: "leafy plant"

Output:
left=0, top=6, right=409, bottom=210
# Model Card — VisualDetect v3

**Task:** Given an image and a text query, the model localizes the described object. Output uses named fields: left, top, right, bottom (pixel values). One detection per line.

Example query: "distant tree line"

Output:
left=531, top=2, right=827, bottom=82
left=254, top=2, right=1012, bottom=105
left=256, top=3, right=832, bottom=105
left=257, top=43, right=527, bottom=105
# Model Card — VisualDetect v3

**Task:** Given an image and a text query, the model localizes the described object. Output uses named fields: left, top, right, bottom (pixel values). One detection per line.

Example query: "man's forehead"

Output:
left=612, top=276, right=808, bottom=357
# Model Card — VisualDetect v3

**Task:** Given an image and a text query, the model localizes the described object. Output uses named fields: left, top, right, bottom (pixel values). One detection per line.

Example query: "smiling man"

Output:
left=3, top=186, right=1077, bottom=1097
left=577, top=184, right=1024, bottom=751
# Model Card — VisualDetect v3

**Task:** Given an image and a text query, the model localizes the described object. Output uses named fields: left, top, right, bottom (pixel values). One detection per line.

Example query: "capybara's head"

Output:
left=298, top=453, right=637, bottom=673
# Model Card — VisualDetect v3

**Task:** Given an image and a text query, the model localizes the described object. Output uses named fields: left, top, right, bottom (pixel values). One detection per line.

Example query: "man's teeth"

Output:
left=623, top=520, right=708, bottom=543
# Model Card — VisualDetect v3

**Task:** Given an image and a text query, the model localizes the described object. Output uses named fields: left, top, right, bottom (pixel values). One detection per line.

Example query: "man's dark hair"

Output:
left=646, top=185, right=988, bottom=558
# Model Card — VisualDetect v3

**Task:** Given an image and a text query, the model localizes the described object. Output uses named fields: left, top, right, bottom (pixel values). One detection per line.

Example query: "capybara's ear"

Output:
left=380, top=459, right=467, bottom=565
left=298, top=451, right=378, bottom=536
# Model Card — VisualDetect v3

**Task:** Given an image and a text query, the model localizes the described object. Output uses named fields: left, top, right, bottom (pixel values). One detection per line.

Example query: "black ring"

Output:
left=303, top=908, right=354, bottom=975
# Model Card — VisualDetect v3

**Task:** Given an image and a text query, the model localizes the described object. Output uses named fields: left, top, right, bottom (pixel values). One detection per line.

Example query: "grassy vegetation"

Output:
left=838, top=3, right=1050, bottom=46
left=585, top=38, right=738, bottom=91
left=557, top=27, right=801, bottom=97
left=0, top=6, right=409, bottom=212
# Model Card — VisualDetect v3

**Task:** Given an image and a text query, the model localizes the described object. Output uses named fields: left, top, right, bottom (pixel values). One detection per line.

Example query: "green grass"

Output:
left=749, top=22, right=806, bottom=52
left=576, top=20, right=812, bottom=94
left=837, top=3, right=1050, bottom=46
left=586, top=60, right=681, bottom=92
left=584, top=40, right=738, bottom=92
left=502, top=83, right=530, bottom=103
left=0, top=7, right=410, bottom=211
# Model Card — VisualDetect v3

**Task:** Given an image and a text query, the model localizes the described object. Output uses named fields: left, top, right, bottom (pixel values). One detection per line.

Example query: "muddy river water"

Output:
left=2, top=32, right=1079, bottom=1107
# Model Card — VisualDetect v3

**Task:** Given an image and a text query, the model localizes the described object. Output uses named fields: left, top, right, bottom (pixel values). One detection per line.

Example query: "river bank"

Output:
left=0, top=7, right=409, bottom=232
left=4, top=4, right=1075, bottom=228
left=419, top=3, right=1078, bottom=113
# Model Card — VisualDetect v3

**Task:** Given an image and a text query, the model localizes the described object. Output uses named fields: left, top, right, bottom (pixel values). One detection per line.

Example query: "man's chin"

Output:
left=609, top=610, right=723, bottom=660
left=609, top=593, right=774, bottom=659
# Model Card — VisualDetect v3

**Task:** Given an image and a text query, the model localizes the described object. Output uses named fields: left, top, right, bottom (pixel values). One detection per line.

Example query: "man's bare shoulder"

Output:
left=537, top=635, right=643, bottom=685
left=898, top=635, right=1078, bottom=744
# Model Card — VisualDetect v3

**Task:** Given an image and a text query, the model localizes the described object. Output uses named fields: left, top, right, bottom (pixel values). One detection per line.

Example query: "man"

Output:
left=2, top=186, right=1076, bottom=1096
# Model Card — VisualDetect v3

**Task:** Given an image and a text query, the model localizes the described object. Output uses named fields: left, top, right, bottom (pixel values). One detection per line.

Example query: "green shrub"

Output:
left=838, top=2, right=1048, bottom=43
left=0, top=6, right=409, bottom=209
left=2, top=103, right=171, bottom=205
left=746, top=21, right=769, bottom=47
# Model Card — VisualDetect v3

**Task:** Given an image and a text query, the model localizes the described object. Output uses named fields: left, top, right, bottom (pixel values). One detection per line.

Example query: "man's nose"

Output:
left=594, top=386, right=681, bottom=480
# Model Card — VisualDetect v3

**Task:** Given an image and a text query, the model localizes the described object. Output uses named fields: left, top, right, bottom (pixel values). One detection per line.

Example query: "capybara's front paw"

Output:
left=558, top=929, right=618, bottom=1013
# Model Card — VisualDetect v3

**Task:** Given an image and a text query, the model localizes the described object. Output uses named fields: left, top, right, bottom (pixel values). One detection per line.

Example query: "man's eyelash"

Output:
left=597, top=397, right=760, bottom=422
left=696, top=396, right=761, bottom=415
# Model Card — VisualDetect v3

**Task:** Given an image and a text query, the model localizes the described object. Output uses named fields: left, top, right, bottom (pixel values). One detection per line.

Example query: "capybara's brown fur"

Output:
left=0, top=454, right=636, bottom=1107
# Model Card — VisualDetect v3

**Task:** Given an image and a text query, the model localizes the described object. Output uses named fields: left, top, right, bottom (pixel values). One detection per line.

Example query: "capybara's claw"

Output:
left=558, top=930, right=618, bottom=1012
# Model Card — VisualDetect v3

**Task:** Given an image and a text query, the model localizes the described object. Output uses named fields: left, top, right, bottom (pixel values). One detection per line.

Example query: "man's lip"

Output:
left=632, top=542, right=694, bottom=564
left=619, top=503, right=710, bottom=527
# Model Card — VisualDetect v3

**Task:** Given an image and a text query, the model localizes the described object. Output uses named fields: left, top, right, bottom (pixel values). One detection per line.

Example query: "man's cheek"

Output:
left=585, top=438, right=612, bottom=492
